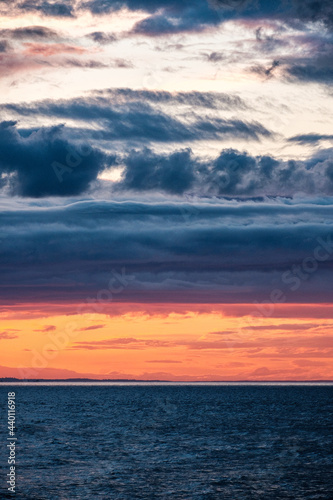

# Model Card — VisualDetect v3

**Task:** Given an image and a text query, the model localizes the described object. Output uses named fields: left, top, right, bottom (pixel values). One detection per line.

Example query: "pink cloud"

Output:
left=23, top=42, right=88, bottom=57
left=79, top=324, right=106, bottom=331
left=34, top=325, right=56, bottom=332
left=0, top=331, right=18, bottom=340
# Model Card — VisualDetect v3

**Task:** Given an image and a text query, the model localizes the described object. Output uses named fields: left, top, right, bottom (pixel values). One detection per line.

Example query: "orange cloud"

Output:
left=33, top=325, right=56, bottom=332
left=79, top=324, right=106, bottom=331
left=0, top=304, right=332, bottom=381
left=0, top=331, right=18, bottom=340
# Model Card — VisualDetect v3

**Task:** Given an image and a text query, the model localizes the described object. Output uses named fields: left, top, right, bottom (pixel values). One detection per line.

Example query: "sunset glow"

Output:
left=1, top=0, right=333, bottom=382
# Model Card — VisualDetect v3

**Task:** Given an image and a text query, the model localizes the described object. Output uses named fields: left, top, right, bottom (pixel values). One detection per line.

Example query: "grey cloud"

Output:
left=0, top=40, right=11, bottom=53
left=117, top=147, right=333, bottom=197
left=288, top=134, right=333, bottom=145
left=0, top=198, right=333, bottom=304
left=117, top=148, right=197, bottom=194
left=0, top=26, right=60, bottom=40
left=292, top=0, right=333, bottom=29
left=0, top=121, right=114, bottom=197
left=87, top=31, right=118, bottom=44
left=251, top=59, right=280, bottom=79
left=1, top=1, right=332, bottom=35
left=61, top=58, right=110, bottom=68
left=1, top=119, right=333, bottom=198
left=2, top=95, right=268, bottom=144
left=205, top=51, right=225, bottom=62
left=277, top=33, right=333, bottom=83
left=94, top=88, right=247, bottom=110
left=18, top=1, right=74, bottom=17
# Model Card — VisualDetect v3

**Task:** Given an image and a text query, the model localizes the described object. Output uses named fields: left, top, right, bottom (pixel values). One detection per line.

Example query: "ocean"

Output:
left=0, top=383, right=332, bottom=499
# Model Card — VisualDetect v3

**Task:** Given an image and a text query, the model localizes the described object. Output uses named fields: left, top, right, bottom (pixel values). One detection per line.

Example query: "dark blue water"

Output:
left=0, top=384, right=332, bottom=499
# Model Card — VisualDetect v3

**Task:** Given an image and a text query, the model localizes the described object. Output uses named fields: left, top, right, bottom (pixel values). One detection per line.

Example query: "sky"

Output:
left=0, top=0, right=333, bottom=381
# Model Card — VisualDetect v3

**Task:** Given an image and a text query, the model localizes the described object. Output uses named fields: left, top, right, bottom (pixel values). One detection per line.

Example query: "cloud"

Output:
left=87, top=31, right=118, bottom=44
left=69, top=334, right=333, bottom=354
left=130, top=8, right=220, bottom=36
left=69, top=88, right=248, bottom=110
left=242, top=323, right=329, bottom=331
left=0, top=52, right=45, bottom=78
left=293, top=359, right=329, bottom=367
left=285, top=58, right=333, bottom=84
left=117, top=147, right=333, bottom=197
left=0, top=198, right=333, bottom=304
left=1, top=1, right=332, bottom=38
left=221, top=304, right=333, bottom=320
left=0, top=42, right=107, bottom=78
left=23, top=42, right=87, bottom=57
left=0, top=121, right=114, bottom=197
left=0, top=364, right=114, bottom=380
left=79, top=324, right=106, bottom=331
left=0, top=331, right=18, bottom=340
left=205, top=51, right=225, bottom=62
left=1, top=118, right=333, bottom=199
left=70, top=337, right=171, bottom=350
left=274, top=32, right=333, bottom=84
left=61, top=58, right=109, bottom=68
left=2, top=95, right=270, bottom=144
left=0, top=40, right=10, bottom=53
left=288, top=134, right=333, bottom=145
left=82, top=0, right=223, bottom=35
left=0, top=26, right=60, bottom=40
left=117, top=148, right=197, bottom=194
left=249, top=367, right=271, bottom=376
left=251, top=59, right=280, bottom=79
left=33, top=325, right=56, bottom=332
left=292, top=0, right=333, bottom=29
left=79, top=0, right=333, bottom=37
left=18, top=1, right=75, bottom=18
left=146, top=360, right=182, bottom=363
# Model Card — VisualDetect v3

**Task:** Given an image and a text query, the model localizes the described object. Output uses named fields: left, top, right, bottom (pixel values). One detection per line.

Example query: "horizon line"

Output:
left=1, top=378, right=333, bottom=384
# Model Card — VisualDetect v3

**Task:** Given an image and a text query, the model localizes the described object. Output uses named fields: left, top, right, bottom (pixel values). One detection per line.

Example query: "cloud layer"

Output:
left=1, top=120, right=333, bottom=198
left=1, top=198, right=332, bottom=304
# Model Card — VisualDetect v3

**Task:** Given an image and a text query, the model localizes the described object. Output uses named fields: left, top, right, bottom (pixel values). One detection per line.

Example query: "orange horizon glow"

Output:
left=1, top=303, right=332, bottom=381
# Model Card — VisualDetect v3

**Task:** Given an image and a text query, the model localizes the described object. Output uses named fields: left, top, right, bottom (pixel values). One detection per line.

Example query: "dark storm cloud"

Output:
left=2, top=95, right=269, bottom=143
left=285, top=59, right=333, bottom=84
left=0, top=1, right=281, bottom=35
left=0, top=121, right=113, bottom=197
left=116, top=0, right=333, bottom=37
left=0, top=198, right=333, bottom=304
left=1, top=119, right=333, bottom=198
left=80, top=0, right=204, bottom=17
left=292, top=0, right=333, bottom=29
left=2, top=0, right=333, bottom=33
left=117, top=148, right=197, bottom=194
left=130, top=3, right=220, bottom=36
left=116, top=148, right=333, bottom=197
left=80, top=0, right=270, bottom=36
